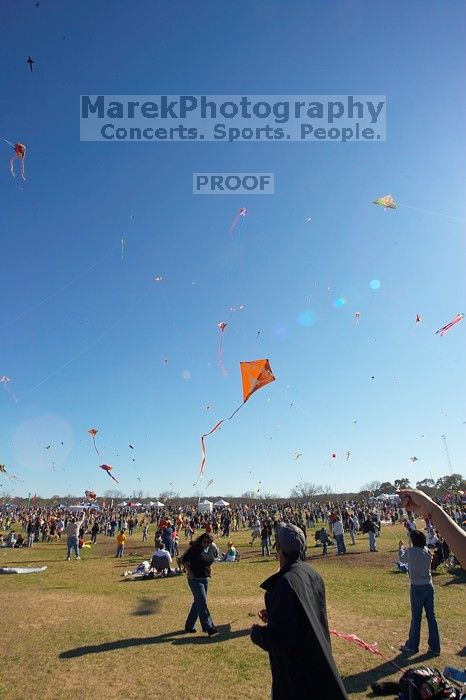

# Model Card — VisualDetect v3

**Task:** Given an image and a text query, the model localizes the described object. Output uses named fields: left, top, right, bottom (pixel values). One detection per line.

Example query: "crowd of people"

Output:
left=1, top=489, right=465, bottom=698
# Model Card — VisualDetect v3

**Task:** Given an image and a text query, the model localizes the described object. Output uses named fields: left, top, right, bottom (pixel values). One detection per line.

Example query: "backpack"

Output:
left=399, top=667, right=461, bottom=699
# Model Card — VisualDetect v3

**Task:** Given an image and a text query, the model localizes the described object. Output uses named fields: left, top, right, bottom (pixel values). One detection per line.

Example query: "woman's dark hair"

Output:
left=181, top=531, right=214, bottom=563
left=194, top=532, right=214, bottom=547
left=410, top=530, right=426, bottom=548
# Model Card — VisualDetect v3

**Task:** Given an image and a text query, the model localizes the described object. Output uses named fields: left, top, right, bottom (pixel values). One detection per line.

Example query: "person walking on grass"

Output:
left=115, top=529, right=126, bottom=558
left=320, top=527, right=330, bottom=556
left=362, top=514, right=377, bottom=552
left=65, top=510, right=85, bottom=560
left=261, top=521, right=270, bottom=556
left=250, top=522, right=348, bottom=699
left=399, top=529, right=441, bottom=657
left=181, top=532, right=219, bottom=637
left=332, top=516, right=346, bottom=555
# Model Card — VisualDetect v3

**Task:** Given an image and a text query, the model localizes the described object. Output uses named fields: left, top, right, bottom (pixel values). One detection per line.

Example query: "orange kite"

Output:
left=199, top=359, right=275, bottom=477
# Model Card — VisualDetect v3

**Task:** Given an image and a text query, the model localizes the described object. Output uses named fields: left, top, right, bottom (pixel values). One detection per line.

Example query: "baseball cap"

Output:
left=275, top=522, right=305, bottom=555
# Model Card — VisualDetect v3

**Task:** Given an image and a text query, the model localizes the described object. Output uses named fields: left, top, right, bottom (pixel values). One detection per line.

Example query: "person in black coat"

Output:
left=250, top=522, right=347, bottom=700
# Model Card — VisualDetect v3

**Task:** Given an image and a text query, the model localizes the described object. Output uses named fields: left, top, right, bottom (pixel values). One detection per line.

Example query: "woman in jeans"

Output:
left=181, top=532, right=219, bottom=636
left=399, top=529, right=441, bottom=656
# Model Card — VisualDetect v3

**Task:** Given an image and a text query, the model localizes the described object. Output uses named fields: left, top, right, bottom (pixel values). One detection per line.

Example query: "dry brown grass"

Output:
left=0, top=524, right=464, bottom=699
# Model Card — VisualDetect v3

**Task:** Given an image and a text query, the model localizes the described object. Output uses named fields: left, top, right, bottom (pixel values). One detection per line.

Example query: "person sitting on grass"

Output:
left=222, top=541, right=239, bottom=562
left=396, top=540, right=409, bottom=573
left=6, top=530, right=17, bottom=547
left=150, top=542, right=174, bottom=576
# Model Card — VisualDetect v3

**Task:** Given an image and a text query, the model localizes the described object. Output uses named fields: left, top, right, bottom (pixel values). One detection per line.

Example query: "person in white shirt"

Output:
left=332, top=518, right=346, bottom=555
left=65, top=511, right=85, bottom=560
left=150, top=543, right=173, bottom=575
left=250, top=519, right=261, bottom=545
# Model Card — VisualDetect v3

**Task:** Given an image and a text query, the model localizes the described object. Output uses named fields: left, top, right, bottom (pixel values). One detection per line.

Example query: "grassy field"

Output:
left=1, top=523, right=464, bottom=699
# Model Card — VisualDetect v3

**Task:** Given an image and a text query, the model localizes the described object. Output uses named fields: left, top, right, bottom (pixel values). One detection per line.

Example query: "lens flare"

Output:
left=298, top=310, right=317, bottom=327
left=370, top=279, right=381, bottom=290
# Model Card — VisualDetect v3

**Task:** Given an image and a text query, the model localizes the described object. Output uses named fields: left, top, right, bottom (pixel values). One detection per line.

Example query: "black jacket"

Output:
left=250, top=559, right=347, bottom=700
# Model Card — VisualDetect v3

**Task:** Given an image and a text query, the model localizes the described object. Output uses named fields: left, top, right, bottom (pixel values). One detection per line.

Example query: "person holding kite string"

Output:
left=65, top=510, right=85, bottom=560
left=251, top=522, right=348, bottom=699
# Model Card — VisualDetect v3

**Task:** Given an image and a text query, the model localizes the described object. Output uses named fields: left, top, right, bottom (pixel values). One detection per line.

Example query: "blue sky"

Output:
left=1, top=1, right=465, bottom=499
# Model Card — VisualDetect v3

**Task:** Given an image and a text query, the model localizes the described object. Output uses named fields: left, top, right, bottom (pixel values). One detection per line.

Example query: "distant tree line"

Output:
left=1, top=472, right=464, bottom=505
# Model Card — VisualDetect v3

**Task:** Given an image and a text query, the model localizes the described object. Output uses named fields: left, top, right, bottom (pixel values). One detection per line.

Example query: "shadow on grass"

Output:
left=343, top=652, right=443, bottom=695
left=440, top=567, right=466, bottom=586
left=306, top=551, right=376, bottom=561
left=131, top=596, right=164, bottom=616
left=59, top=624, right=250, bottom=658
left=458, top=646, right=466, bottom=657
left=247, top=559, right=278, bottom=564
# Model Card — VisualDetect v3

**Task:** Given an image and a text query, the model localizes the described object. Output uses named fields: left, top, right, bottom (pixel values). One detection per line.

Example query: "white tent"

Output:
left=155, top=501, right=165, bottom=507
left=214, top=498, right=229, bottom=507
left=198, top=499, right=213, bottom=514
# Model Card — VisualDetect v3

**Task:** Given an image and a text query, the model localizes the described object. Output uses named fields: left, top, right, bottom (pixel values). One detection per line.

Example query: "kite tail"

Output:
left=111, top=474, right=119, bottom=483
left=229, top=213, right=240, bottom=231
left=20, top=157, right=25, bottom=181
left=218, top=330, right=227, bottom=375
left=10, top=157, right=15, bottom=178
left=330, top=629, right=402, bottom=671
left=199, top=402, right=245, bottom=476
left=92, top=438, right=101, bottom=457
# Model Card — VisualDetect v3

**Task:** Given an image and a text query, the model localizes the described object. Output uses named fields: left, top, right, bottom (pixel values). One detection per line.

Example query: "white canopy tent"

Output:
left=214, top=498, right=230, bottom=507
left=155, top=501, right=165, bottom=507
left=197, top=499, right=213, bottom=514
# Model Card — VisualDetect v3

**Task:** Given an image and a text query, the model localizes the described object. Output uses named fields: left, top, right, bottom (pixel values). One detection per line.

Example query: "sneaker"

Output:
left=399, top=645, right=417, bottom=655
left=76, top=556, right=81, bottom=560
left=207, top=627, right=218, bottom=637
left=66, top=557, right=71, bottom=561
left=184, top=627, right=197, bottom=633
left=427, top=648, right=440, bottom=656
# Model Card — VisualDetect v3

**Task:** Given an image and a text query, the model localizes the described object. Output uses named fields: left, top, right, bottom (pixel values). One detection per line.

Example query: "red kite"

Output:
left=99, top=464, right=119, bottom=483
left=230, top=207, right=247, bottom=231
left=199, top=359, right=275, bottom=478
left=8, top=142, right=26, bottom=180
left=88, top=428, right=100, bottom=456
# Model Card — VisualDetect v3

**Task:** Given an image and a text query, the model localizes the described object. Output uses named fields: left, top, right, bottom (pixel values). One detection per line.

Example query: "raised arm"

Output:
left=398, top=489, right=466, bottom=569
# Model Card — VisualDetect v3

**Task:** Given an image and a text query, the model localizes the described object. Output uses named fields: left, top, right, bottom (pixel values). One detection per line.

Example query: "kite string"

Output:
left=272, top=383, right=379, bottom=483
left=2, top=286, right=153, bottom=409
left=398, top=203, right=466, bottom=223
left=0, top=241, right=121, bottom=328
